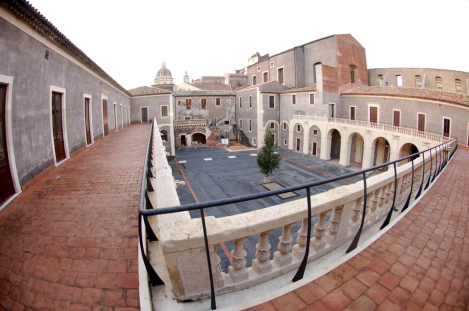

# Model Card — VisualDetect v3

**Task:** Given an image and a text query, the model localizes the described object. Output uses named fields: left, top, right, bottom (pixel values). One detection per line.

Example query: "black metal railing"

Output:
left=138, top=122, right=458, bottom=310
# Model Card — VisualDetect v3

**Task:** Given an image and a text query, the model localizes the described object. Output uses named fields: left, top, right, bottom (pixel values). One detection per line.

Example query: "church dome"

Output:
left=156, top=61, right=172, bottom=78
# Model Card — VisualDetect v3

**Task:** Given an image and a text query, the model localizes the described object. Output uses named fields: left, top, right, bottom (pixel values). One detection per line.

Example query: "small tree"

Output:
left=257, top=129, right=281, bottom=183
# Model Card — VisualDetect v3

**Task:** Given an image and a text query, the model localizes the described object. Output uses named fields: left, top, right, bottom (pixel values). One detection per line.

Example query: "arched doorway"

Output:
left=192, top=133, right=206, bottom=145
left=161, top=130, right=168, bottom=141
left=350, top=133, right=364, bottom=169
left=399, top=143, right=419, bottom=165
left=330, top=129, right=341, bottom=159
left=373, top=137, right=390, bottom=170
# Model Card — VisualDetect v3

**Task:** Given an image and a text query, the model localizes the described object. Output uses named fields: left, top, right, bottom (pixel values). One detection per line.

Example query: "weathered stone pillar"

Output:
left=252, top=231, right=272, bottom=275
left=273, top=224, right=293, bottom=267
left=229, top=238, right=248, bottom=283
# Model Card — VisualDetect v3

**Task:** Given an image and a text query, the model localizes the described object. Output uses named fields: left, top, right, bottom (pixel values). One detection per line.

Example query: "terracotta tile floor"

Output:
left=0, top=124, right=150, bottom=310
left=247, top=145, right=469, bottom=311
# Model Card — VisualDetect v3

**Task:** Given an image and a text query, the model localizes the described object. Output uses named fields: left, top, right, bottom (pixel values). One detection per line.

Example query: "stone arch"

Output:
left=161, top=129, right=168, bottom=141
left=347, top=132, right=365, bottom=169
left=160, top=125, right=171, bottom=150
left=371, top=136, right=391, bottom=169
left=328, top=128, right=341, bottom=160
left=293, top=123, right=304, bottom=152
left=280, top=120, right=289, bottom=148
left=308, top=125, right=321, bottom=157
left=264, top=120, right=280, bottom=145
left=191, top=132, right=206, bottom=145
left=399, top=142, right=420, bottom=165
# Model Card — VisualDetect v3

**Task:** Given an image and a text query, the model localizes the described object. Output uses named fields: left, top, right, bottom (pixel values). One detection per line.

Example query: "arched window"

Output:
left=161, top=130, right=168, bottom=141
left=436, top=77, right=443, bottom=90
left=378, top=74, right=384, bottom=81
left=396, top=75, right=403, bottom=87
left=455, top=79, right=462, bottom=93
left=415, top=75, right=422, bottom=88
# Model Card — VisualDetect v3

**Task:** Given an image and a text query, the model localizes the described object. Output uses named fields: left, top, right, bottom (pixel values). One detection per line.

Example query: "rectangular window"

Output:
left=249, top=96, right=252, bottom=109
left=297, top=124, right=301, bottom=132
left=296, top=138, right=300, bottom=151
left=185, top=116, right=191, bottom=120
left=249, top=119, right=252, bottom=132
left=186, top=99, right=191, bottom=110
left=309, top=93, right=315, bottom=105
left=415, top=75, right=422, bottom=88
left=253, top=76, right=257, bottom=85
left=201, top=98, right=206, bottom=109
left=393, top=110, right=400, bottom=127
left=284, top=139, right=287, bottom=145
left=224, top=120, right=229, bottom=125
left=269, top=96, right=275, bottom=108
left=418, top=113, right=425, bottom=132
left=313, top=129, right=318, bottom=135
left=270, top=122, right=274, bottom=129
left=436, top=77, right=443, bottom=90
left=455, top=79, right=462, bottom=93
left=240, top=119, right=243, bottom=129
left=161, top=105, right=168, bottom=117
left=443, top=118, right=450, bottom=137
left=329, top=103, right=335, bottom=118
left=312, top=142, right=317, bottom=156
left=239, top=97, right=242, bottom=108
left=216, top=98, right=221, bottom=106
left=263, top=72, right=268, bottom=82
left=278, top=68, right=284, bottom=84
left=350, top=66, right=355, bottom=83
left=283, top=123, right=287, bottom=130
left=292, top=94, right=296, bottom=105
left=370, top=106, right=378, bottom=123
left=350, top=107, right=355, bottom=120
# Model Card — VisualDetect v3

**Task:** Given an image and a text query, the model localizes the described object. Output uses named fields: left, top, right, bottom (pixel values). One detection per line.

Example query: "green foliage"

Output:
left=257, top=129, right=281, bottom=177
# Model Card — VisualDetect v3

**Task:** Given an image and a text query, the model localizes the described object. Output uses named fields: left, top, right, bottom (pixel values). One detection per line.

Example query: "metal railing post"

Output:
left=346, top=172, right=367, bottom=253
left=138, top=215, right=164, bottom=286
left=292, top=187, right=312, bottom=282
left=424, top=148, right=433, bottom=190
left=415, top=152, right=424, bottom=199
left=401, top=158, right=414, bottom=212
left=200, top=208, right=216, bottom=310
left=380, top=162, right=398, bottom=230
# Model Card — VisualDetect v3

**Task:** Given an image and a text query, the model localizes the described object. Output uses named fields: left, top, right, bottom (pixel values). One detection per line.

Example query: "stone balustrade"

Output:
left=146, top=118, right=456, bottom=302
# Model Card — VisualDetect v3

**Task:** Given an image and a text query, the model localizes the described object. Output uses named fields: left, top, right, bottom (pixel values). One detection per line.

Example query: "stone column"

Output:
left=339, top=130, right=351, bottom=167
left=273, top=224, right=293, bottom=267
left=302, top=122, right=310, bottom=155
left=252, top=231, right=272, bottom=275
left=229, top=238, right=248, bottom=283
left=361, top=130, right=373, bottom=169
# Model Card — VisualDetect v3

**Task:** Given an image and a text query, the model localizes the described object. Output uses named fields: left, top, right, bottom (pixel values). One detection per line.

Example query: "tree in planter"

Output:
left=257, top=129, right=281, bottom=183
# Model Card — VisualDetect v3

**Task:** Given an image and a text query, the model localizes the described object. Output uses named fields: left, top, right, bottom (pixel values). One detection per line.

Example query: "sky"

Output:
left=27, top=0, right=469, bottom=91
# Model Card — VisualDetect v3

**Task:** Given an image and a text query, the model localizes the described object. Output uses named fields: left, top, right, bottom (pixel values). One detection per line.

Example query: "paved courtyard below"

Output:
left=169, top=147, right=363, bottom=272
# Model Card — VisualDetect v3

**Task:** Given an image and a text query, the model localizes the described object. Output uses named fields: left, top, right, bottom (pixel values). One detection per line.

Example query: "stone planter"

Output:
left=263, top=176, right=270, bottom=183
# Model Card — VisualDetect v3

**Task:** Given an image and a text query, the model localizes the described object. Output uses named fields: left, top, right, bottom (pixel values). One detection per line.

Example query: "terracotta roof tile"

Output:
left=343, top=86, right=469, bottom=107
left=127, top=86, right=172, bottom=96
left=281, top=85, right=317, bottom=94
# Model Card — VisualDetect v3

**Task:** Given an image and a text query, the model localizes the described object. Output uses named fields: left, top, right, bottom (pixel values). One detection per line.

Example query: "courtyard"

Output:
left=169, top=146, right=363, bottom=271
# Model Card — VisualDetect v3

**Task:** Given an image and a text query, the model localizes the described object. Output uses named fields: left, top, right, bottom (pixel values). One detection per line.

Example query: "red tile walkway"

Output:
left=0, top=124, right=150, bottom=311
left=247, top=145, right=469, bottom=311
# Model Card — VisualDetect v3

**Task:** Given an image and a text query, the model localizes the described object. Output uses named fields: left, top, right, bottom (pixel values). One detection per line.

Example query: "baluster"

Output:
left=385, top=182, right=393, bottom=208
left=364, top=193, right=372, bottom=219
left=348, top=197, right=363, bottom=234
left=211, top=245, right=225, bottom=288
left=377, top=185, right=387, bottom=217
left=252, top=231, right=272, bottom=274
left=229, top=238, right=248, bottom=282
left=292, top=218, right=308, bottom=260
left=325, top=205, right=344, bottom=244
left=368, top=189, right=379, bottom=222
left=274, top=224, right=293, bottom=267
left=311, top=211, right=327, bottom=252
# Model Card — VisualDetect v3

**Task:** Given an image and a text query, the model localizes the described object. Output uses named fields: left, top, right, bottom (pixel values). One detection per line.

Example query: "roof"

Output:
left=368, top=68, right=469, bottom=75
left=281, top=85, right=317, bottom=94
left=0, top=0, right=130, bottom=96
left=343, top=86, right=469, bottom=107
left=194, top=84, right=232, bottom=91
left=236, top=81, right=274, bottom=92
left=156, top=62, right=172, bottom=78
left=127, top=86, right=172, bottom=96
left=175, top=90, right=235, bottom=96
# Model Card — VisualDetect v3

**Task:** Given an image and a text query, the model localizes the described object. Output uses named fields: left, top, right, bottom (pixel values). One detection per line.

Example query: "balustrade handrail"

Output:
left=291, top=113, right=451, bottom=142
left=139, top=117, right=458, bottom=310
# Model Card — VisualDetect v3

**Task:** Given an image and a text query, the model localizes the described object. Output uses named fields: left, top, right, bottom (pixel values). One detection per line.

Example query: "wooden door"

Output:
left=418, top=114, right=425, bottom=132
left=103, top=99, right=109, bottom=136
left=0, top=85, right=15, bottom=205
left=52, top=92, right=66, bottom=162
left=370, top=107, right=378, bottom=123
left=296, top=139, right=300, bottom=151
left=141, top=107, right=148, bottom=123
left=312, top=142, right=317, bottom=156
left=84, top=98, right=91, bottom=145
left=393, top=110, right=400, bottom=127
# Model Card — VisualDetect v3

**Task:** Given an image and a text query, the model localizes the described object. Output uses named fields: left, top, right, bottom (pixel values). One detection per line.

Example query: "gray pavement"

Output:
left=169, top=147, right=363, bottom=272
